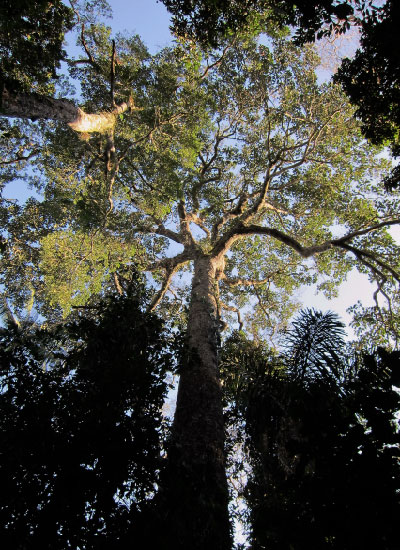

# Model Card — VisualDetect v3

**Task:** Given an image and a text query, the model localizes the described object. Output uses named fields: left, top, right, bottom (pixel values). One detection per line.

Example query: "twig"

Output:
left=80, top=24, right=102, bottom=73
left=0, top=149, right=39, bottom=165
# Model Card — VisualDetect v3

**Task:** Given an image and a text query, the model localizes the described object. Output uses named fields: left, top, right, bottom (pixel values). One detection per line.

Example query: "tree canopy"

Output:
left=162, top=1, right=400, bottom=189
left=160, top=0, right=370, bottom=48
left=2, top=32, right=399, bottom=334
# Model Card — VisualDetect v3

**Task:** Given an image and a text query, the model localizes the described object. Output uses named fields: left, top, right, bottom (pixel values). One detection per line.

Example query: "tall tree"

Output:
left=1, top=25, right=400, bottom=546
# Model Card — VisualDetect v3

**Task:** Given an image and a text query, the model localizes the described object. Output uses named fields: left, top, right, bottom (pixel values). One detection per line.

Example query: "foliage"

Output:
left=222, top=310, right=400, bottom=549
left=0, top=284, right=172, bottom=549
left=285, top=308, right=347, bottom=381
left=162, top=1, right=400, bottom=190
left=160, top=1, right=376, bottom=48
left=335, top=0, right=400, bottom=189
left=40, top=228, right=142, bottom=315
left=348, top=293, right=400, bottom=350
left=0, top=0, right=74, bottom=96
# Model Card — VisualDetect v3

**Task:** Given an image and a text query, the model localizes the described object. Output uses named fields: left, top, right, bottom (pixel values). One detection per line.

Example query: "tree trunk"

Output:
left=1, top=89, right=132, bottom=133
left=157, top=254, right=231, bottom=549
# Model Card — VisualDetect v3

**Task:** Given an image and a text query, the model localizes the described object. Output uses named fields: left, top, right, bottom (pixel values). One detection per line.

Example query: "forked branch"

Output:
left=148, top=265, right=179, bottom=312
left=219, top=301, right=243, bottom=331
left=211, top=220, right=400, bottom=288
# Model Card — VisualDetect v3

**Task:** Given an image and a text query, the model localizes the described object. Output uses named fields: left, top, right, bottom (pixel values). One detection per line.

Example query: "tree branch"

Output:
left=113, top=272, right=123, bottom=295
left=177, top=201, right=196, bottom=246
left=212, top=191, right=249, bottom=241
left=0, top=149, right=39, bottom=165
left=200, top=41, right=235, bottom=79
left=110, top=39, right=116, bottom=107
left=338, top=242, right=400, bottom=283
left=148, top=264, right=178, bottom=312
left=211, top=220, right=400, bottom=283
left=219, top=301, right=243, bottom=331
left=1, top=89, right=135, bottom=134
left=104, top=132, right=117, bottom=215
left=191, top=125, right=235, bottom=212
left=212, top=223, right=333, bottom=259
left=80, top=23, right=102, bottom=73
left=154, top=225, right=185, bottom=245
left=333, top=219, right=400, bottom=244
left=186, top=212, right=210, bottom=238
left=146, top=251, right=192, bottom=273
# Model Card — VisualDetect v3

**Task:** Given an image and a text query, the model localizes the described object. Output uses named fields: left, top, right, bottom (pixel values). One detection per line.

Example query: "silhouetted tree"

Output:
left=161, top=0, right=366, bottom=48
left=0, top=279, right=171, bottom=549
left=222, top=310, right=400, bottom=549
left=335, top=0, right=400, bottom=189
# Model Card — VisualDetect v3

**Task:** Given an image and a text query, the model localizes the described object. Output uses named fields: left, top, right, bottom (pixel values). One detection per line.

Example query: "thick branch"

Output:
left=154, top=224, right=185, bottom=245
left=186, top=212, right=210, bottom=237
left=1, top=89, right=135, bottom=134
left=146, top=251, right=192, bottom=273
left=178, top=201, right=196, bottom=246
left=212, top=220, right=400, bottom=281
left=212, top=223, right=333, bottom=259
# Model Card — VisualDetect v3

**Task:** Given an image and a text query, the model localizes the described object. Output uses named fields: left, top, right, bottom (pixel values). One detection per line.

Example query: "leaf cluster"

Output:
left=0, top=0, right=74, bottom=96
left=335, top=0, right=400, bottom=188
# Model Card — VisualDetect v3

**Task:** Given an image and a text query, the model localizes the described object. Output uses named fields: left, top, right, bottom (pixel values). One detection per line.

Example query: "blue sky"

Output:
left=89, top=0, right=174, bottom=53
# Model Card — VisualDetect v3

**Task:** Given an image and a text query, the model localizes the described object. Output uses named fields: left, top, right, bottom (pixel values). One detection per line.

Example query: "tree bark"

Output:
left=158, top=254, right=232, bottom=549
left=1, top=89, right=132, bottom=133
